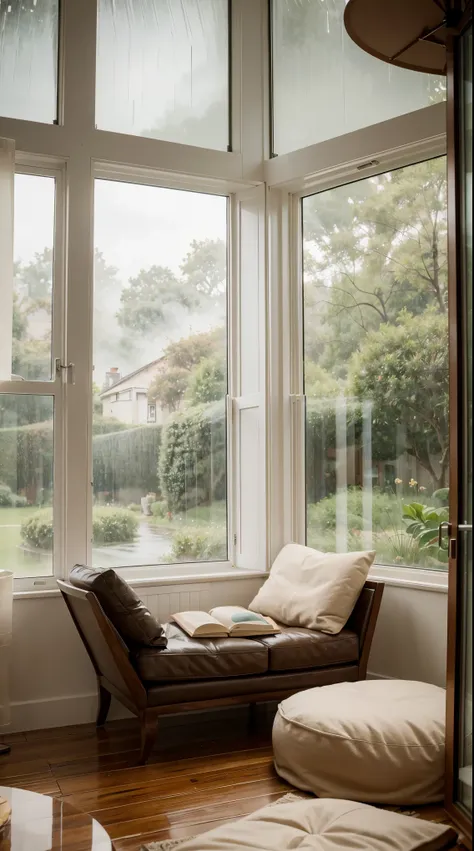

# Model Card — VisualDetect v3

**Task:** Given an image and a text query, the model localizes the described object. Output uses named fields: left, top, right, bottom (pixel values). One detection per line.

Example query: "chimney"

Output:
left=105, top=367, right=121, bottom=389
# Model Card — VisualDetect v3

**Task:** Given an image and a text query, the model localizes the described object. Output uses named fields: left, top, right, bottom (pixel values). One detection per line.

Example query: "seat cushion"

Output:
left=175, top=797, right=458, bottom=851
left=69, top=565, right=166, bottom=648
left=135, top=622, right=268, bottom=681
left=249, top=543, right=375, bottom=634
left=254, top=625, right=359, bottom=672
left=273, top=679, right=446, bottom=805
left=145, top=665, right=360, bottom=706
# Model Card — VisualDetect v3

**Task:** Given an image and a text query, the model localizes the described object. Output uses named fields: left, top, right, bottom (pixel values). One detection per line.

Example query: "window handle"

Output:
left=438, top=521, right=451, bottom=548
left=55, top=358, right=75, bottom=385
left=458, top=524, right=472, bottom=533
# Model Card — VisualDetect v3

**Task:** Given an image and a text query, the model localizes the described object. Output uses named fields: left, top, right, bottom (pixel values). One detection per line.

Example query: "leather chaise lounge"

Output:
left=58, top=575, right=384, bottom=763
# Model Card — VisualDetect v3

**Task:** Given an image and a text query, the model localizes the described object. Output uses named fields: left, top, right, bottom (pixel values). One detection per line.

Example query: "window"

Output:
left=0, top=0, right=445, bottom=590
left=0, top=0, right=59, bottom=124
left=13, top=174, right=55, bottom=381
left=271, top=0, right=445, bottom=156
left=302, top=157, right=449, bottom=570
left=96, top=0, right=230, bottom=150
left=0, top=163, right=61, bottom=581
left=92, top=180, right=228, bottom=568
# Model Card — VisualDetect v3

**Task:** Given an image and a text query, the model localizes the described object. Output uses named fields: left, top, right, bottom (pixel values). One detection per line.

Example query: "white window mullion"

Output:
left=0, top=138, right=14, bottom=381
left=61, top=0, right=97, bottom=575
left=230, top=184, right=268, bottom=571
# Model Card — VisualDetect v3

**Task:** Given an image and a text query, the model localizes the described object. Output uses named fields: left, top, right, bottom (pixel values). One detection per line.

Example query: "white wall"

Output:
left=8, top=578, right=448, bottom=733
left=368, top=584, right=448, bottom=687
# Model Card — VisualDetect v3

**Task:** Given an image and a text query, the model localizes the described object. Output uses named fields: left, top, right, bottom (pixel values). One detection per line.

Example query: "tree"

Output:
left=348, top=310, right=449, bottom=488
left=303, top=158, right=447, bottom=373
left=180, top=239, right=226, bottom=306
left=117, top=265, right=197, bottom=336
left=148, top=329, right=225, bottom=413
left=147, top=367, right=189, bottom=414
left=188, top=355, right=226, bottom=405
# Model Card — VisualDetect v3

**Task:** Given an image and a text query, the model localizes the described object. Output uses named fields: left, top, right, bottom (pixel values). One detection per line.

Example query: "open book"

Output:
left=171, top=606, right=280, bottom=638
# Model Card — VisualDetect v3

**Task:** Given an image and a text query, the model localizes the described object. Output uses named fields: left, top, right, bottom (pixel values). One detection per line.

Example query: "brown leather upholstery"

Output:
left=253, top=625, right=359, bottom=672
left=134, top=622, right=268, bottom=681
left=144, top=664, right=360, bottom=706
left=69, top=565, right=166, bottom=648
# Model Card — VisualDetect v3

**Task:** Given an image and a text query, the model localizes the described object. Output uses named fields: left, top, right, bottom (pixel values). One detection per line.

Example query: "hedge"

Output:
left=159, top=401, right=226, bottom=512
left=0, top=422, right=53, bottom=500
left=0, top=420, right=161, bottom=502
left=93, top=424, right=162, bottom=497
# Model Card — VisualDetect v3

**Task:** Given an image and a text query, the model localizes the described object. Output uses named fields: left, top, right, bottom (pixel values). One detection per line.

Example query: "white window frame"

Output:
left=266, top=101, right=449, bottom=589
left=1, top=154, right=67, bottom=593
left=0, top=0, right=270, bottom=593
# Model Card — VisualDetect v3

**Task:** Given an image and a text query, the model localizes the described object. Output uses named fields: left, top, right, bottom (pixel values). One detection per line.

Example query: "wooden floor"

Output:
left=0, top=707, right=465, bottom=850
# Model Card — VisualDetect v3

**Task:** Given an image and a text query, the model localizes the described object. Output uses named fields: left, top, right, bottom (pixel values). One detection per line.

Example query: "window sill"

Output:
left=13, top=565, right=267, bottom=599
left=370, top=563, right=448, bottom=593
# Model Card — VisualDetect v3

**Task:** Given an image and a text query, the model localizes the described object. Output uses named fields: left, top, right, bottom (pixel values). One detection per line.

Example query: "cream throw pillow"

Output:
left=249, top=543, right=375, bottom=634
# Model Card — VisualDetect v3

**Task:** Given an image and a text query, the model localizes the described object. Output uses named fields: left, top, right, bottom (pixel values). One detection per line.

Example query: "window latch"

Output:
left=55, top=358, right=75, bottom=385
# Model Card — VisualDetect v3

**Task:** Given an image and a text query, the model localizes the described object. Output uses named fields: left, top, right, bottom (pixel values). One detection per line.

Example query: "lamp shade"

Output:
left=344, top=0, right=453, bottom=75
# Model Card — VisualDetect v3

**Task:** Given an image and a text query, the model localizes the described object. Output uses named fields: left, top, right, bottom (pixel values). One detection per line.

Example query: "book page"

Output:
left=209, top=606, right=279, bottom=634
left=172, top=611, right=227, bottom=637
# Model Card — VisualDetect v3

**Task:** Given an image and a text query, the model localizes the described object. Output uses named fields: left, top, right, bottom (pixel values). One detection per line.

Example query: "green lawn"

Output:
left=0, top=506, right=52, bottom=577
left=149, top=500, right=227, bottom=533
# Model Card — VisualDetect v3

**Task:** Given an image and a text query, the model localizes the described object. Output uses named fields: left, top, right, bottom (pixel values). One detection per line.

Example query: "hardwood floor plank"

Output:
left=56, top=746, right=274, bottom=795
left=60, top=761, right=278, bottom=814
left=106, top=789, right=286, bottom=841
left=89, top=776, right=287, bottom=834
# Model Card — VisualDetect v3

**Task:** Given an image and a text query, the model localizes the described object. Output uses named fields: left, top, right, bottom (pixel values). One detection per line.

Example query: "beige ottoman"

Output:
left=273, top=679, right=445, bottom=805
left=176, top=797, right=457, bottom=851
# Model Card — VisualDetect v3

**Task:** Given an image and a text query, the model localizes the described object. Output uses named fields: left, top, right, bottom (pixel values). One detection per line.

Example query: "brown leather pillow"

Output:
left=69, top=565, right=167, bottom=648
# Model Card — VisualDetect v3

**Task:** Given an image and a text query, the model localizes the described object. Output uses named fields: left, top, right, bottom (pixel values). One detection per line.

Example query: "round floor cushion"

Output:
left=273, top=679, right=446, bottom=805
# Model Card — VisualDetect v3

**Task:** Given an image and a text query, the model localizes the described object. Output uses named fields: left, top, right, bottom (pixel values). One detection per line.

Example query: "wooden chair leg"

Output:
left=96, top=685, right=111, bottom=727
left=139, top=710, right=158, bottom=764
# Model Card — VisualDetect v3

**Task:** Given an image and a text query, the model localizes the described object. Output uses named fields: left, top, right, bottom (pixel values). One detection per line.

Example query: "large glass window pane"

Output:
left=303, top=157, right=449, bottom=570
left=0, top=0, right=59, bottom=123
left=272, top=0, right=445, bottom=156
left=96, top=0, right=229, bottom=150
left=12, top=174, right=55, bottom=381
left=93, top=180, right=228, bottom=568
left=0, top=395, right=54, bottom=577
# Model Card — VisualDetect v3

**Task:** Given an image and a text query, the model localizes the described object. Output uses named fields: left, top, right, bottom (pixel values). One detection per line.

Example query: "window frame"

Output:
left=2, top=155, right=67, bottom=593
left=0, top=0, right=269, bottom=593
left=266, top=111, right=449, bottom=586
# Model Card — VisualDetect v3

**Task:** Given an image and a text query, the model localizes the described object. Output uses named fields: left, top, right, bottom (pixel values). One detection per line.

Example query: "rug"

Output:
left=141, top=793, right=461, bottom=851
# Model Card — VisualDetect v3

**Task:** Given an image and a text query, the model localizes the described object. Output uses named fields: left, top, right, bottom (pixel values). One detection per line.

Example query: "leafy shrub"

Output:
left=151, top=499, right=168, bottom=518
left=170, top=526, right=227, bottom=562
left=92, top=508, right=139, bottom=545
left=159, top=402, right=226, bottom=512
left=0, top=484, right=27, bottom=507
left=433, top=488, right=449, bottom=506
left=93, top=424, right=161, bottom=498
left=307, top=487, right=404, bottom=536
left=188, top=355, right=226, bottom=405
left=21, top=507, right=139, bottom=549
left=0, top=484, right=14, bottom=507
left=403, top=502, right=449, bottom=564
left=127, top=502, right=142, bottom=512
left=21, top=509, right=54, bottom=550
